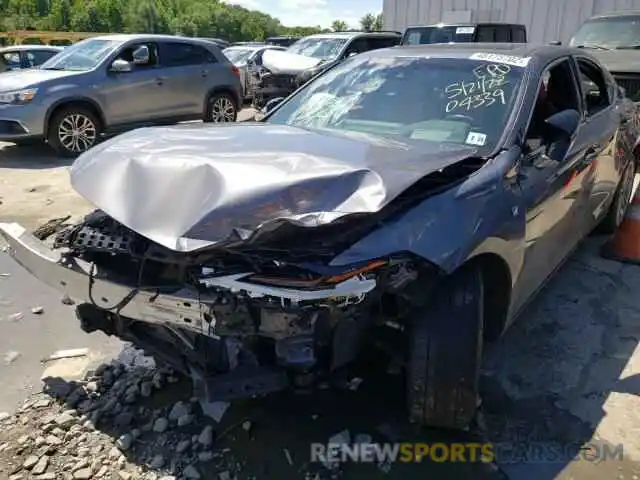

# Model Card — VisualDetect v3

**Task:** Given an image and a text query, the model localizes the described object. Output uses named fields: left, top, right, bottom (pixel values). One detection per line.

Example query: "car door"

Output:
left=157, top=41, right=215, bottom=117
left=573, top=56, right=621, bottom=227
left=512, top=57, right=596, bottom=313
left=99, top=42, right=166, bottom=126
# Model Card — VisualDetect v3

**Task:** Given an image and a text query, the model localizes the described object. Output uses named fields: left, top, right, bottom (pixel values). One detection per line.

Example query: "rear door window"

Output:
left=476, top=27, right=496, bottom=42
left=0, top=51, right=21, bottom=71
left=512, top=27, right=526, bottom=42
left=495, top=26, right=511, bottom=42
left=160, top=42, right=216, bottom=67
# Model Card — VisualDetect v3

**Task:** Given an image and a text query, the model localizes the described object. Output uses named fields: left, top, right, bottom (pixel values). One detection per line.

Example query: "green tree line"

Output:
left=0, top=0, right=386, bottom=43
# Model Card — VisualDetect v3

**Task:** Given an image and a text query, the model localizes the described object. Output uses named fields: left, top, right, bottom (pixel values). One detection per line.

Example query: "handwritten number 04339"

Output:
left=446, top=89, right=506, bottom=113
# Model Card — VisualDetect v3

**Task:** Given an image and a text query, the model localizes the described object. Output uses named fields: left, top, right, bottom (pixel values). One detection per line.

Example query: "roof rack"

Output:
left=332, top=30, right=402, bottom=35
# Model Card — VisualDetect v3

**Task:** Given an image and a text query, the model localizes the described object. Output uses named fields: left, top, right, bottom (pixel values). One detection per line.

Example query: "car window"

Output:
left=287, top=37, right=349, bottom=60
left=0, top=52, right=21, bottom=70
left=570, top=15, right=640, bottom=48
left=160, top=42, right=215, bottom=67
left=525, top=59, right=581, bottom=151
left=40, top=38, right=121, bottom=71
left=512, top=27, right=526, bottom=42
left=402, top=26, right=476, bottom=44
left=116, top=42, right=159, bottom=69
left=344, top=38, right=370, bottom=57
left=495, top=27, right=510, bottom=42
left=26, top=50, right=59, bottom=67
left=223, top=47, right=254, bottom=64
left=367, top=36, right=401, bottom=49
left=576, top=57, right=611, bottom=115
left=476, top=27, right=496, bottom=42
left=267, top=55, right=525, bottom=155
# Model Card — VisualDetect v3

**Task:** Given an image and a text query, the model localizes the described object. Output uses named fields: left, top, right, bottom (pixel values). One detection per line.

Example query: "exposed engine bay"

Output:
left=43, top=210, right=435, bottom=401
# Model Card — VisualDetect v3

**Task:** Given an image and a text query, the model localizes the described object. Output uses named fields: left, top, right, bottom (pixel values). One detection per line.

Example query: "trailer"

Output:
left=382, top=0, right=640, bottom=45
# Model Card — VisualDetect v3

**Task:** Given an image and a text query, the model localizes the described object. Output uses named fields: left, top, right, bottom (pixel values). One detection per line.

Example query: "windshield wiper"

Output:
left=616, top=45, right=640, bottom=49
left=40, top=66, right=67, bottom=70
left=575, top=44, right=612, bottom=50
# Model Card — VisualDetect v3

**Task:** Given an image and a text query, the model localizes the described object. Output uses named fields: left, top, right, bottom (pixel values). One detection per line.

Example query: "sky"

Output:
left=223, top=0, right=382, bottom=29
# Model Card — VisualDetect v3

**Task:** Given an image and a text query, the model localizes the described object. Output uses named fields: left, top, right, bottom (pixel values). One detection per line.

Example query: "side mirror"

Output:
left=545, top=109, right=580, bottom=137
left=263, top=97, right=284, bottom=114
left=110, top=59, right=132, bottom=73
left=132, top=45, right=150, bottom=65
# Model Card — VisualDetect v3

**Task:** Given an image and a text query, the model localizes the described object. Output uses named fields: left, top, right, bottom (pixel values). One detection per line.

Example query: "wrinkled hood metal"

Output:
left=70, top=122, right=478, bottom=253
left=0, top=68, right=82, bottom=90
left=262, top=49, right=322, bottom=75
left=588, top=50, right=640, bottom=73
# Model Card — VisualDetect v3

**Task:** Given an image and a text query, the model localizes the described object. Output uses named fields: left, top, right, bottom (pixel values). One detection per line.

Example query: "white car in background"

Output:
left=223, top=43, right=286, bottom=101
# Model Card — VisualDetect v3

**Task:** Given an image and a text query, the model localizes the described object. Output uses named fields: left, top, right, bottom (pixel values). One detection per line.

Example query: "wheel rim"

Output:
left=209, top=97, right=235, bottom=122
left=58, top=113, right=97, bottom=153
left=616, top=163, right=635, bottom=226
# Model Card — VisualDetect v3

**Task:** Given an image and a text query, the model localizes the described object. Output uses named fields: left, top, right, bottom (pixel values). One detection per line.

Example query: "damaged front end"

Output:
left=0, top=211, right=438, bottom=402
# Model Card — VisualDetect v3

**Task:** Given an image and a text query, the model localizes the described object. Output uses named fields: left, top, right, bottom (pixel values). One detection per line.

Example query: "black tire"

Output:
left=204, top=92, right=238, bottom=123
left=597, top=159, right=635, bottom=234
left=47, top=106, right=101, bottom=157
left=406, top=265, right=484, bottom=430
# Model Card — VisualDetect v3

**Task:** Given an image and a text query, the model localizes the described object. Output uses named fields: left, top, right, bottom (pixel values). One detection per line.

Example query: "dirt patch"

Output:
left=0, top=143, right=92, bottom=231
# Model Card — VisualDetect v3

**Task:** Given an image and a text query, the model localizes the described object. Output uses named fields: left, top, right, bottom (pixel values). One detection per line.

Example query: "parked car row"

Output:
left=0, top=34, right=243, bottom=156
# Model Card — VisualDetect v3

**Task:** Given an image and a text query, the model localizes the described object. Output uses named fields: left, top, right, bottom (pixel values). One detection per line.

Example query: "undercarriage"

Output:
left=2, top=211, right=436, bottom=404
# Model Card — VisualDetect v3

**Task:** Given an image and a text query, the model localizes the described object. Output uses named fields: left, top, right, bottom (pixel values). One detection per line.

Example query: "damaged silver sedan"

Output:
left=2, top=44, right=636, bottom=431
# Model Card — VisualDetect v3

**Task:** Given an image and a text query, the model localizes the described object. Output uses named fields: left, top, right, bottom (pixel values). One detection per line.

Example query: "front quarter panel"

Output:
left=329, top=149, right=526, bottom=286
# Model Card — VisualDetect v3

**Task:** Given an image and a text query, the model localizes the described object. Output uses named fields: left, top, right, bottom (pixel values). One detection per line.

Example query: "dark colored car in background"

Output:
left=402, top=23, right=527, bottom=45
left=0, top=45, right=63, bottom=73
left=1, top=43, right=635, bottom=431
left=252, top=31, right=401, bottom=108
left=570, top=11, right=640, bottom=102
left=265, top=36, right=300, bottom=47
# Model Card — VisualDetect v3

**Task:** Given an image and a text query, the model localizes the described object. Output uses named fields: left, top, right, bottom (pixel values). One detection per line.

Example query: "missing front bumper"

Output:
left=0, top=222, right=377, bottom=335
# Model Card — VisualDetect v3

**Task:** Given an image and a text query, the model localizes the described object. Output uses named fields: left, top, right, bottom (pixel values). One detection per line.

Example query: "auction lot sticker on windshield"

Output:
left=456, top=27, right=475, bottom=34
left=465, top=132, right=487, bottom=146
left=469, top=52, right=530, bottom=67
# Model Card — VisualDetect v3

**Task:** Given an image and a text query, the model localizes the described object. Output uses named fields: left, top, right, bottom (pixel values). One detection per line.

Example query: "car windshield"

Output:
left=402, top=26, right=476, bottom=45
left=570, top=16, right=640, bottom=49
left=287, top=37, right=348, bottom=60
left=223, top=48, right=255, bottom=64
left=40, top=38, right=122, bottom=71
left=267, top=55, right=525, bottom=154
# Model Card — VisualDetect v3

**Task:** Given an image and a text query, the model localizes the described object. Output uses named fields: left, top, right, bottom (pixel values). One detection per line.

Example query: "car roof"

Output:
left=359, top=42, right=588, bottom=64
left=225, top=44, right=281, bottom=51
left=0, top=45, right=64, bottom=52
left=588, top=10, right=640, bottom=19
left=304, top=31, right=401, bottom=40
left=89, top=34, right=214, bottom=45
left=406, top=22, right=525, bottom=28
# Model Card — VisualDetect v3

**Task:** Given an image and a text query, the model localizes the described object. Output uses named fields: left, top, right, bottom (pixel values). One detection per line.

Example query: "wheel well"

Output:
left=462, top=253, right=512, bottom=344
left=206, top=87, right=240, bottom=109
left=46, top=100, right=104, bottom=133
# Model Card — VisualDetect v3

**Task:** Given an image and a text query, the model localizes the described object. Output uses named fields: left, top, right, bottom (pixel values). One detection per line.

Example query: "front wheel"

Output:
left=204, top=92, right=237, bottom=123
left=406, top=265, right=484, bottom=430
left=47, top=106, right=101, bottom=157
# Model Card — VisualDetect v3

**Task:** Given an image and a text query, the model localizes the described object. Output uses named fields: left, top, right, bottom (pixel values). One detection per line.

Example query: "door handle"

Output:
left=201, top=70, right=208, bottom=77
left=155, top=77, right=164, bottom=86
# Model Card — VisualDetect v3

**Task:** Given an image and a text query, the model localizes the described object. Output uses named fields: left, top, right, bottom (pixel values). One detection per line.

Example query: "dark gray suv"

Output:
left=0, top=34, right=243, bottom=156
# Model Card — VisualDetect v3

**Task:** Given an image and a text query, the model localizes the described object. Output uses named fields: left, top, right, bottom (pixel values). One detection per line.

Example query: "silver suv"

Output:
left=0, top=34, right=243, bottom=156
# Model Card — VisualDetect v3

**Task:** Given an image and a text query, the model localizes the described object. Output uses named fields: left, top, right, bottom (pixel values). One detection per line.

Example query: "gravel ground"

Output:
left=1, top=118, right=640, bottom=479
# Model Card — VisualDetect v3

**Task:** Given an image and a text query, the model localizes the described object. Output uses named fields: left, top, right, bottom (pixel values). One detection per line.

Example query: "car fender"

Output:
left=43, top=95, right=106, bottom=131
left=329, top=149, right=526, bottom=284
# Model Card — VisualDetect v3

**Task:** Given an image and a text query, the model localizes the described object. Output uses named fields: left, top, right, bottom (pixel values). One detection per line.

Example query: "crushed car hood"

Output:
left=261, top=49, right=323, bottom=75
left=70, top=122, right=478, bottom=252
left=587, top=50, right=640, bottom=72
